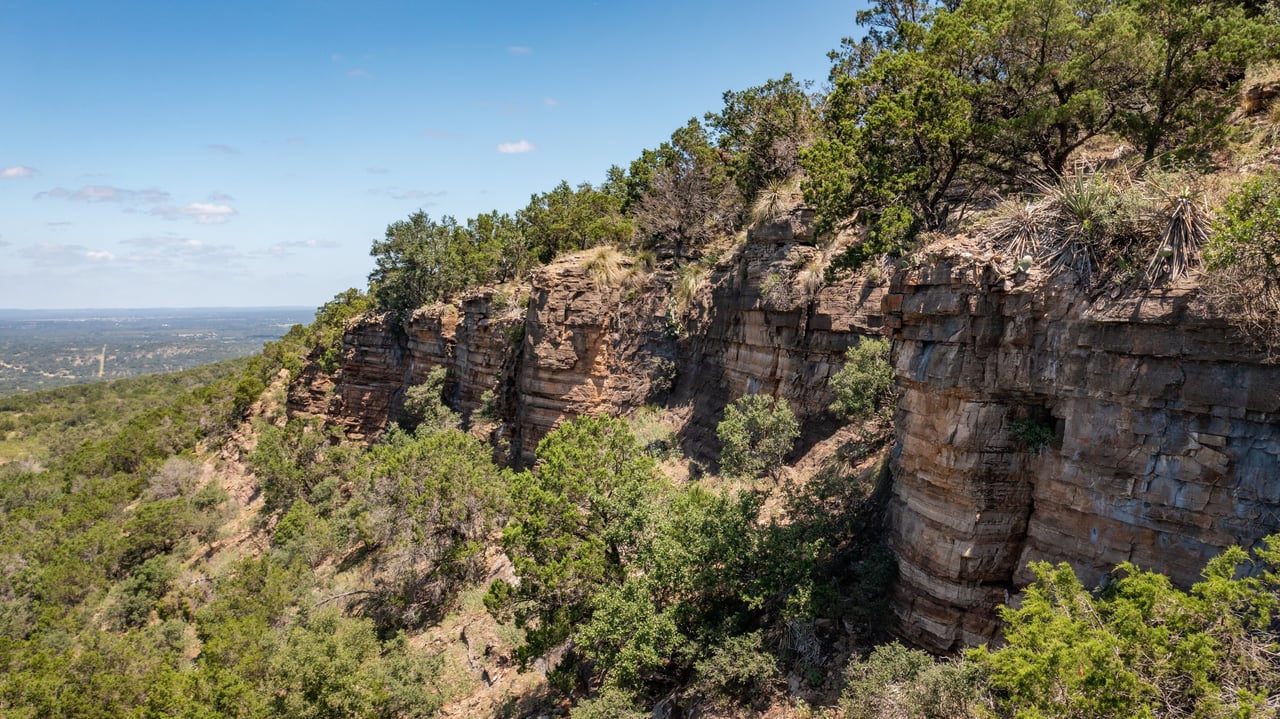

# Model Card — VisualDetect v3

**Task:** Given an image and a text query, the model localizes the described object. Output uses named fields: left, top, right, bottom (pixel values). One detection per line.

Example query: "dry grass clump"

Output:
left=1202, top=268, right=1280, bottom=360
left=674, top=261, right=711, bottom=311
left=583, top=246, right=631, bottom=289
left=797, top=259, right=826, bottom=297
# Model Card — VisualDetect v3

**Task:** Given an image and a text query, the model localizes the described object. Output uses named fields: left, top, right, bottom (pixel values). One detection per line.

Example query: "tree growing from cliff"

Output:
left=401, top=366, right=459, bottom=433
left=829, top=337, right=895, bottom=422
left=704, top=74, right=817, bottom=210
left=518, top=180, right=633, bottom=263
left=717, top=394, right=800, bottom=478
left=367, top=212, right=503, bottom=311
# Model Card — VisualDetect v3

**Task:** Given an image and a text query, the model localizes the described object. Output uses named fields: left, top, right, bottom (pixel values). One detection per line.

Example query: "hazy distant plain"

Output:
left=0, top=307, right=315, bottom=395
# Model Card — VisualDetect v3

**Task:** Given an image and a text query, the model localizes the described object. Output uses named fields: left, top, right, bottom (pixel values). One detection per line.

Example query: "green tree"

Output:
left=949, top=0, right=1149, bottom=176
left=495, top=416, right=662, bottom=662
left=310, top=288, right=371, bottom=374
left=518, top=180, right=632, bottom=263
left=1120, top=0, right=1279, bottom=161
left=367, top=212, right=503, bottom=311
left=630, top=119, right=741, bottom=258
left=360, top=428, right=508, bottom=628
left=469, top=209, right=530, bottom=282
left=717, top=394, right=800, bottom=478
left=269, top=610, right=442, bottom=719
left=826, top=0, right=942, bottom=79
left=705, top=74, right=816, bottom=206
left=400, top=366, right=460, bottom=433
left=829, top=337, right=895, bottom=421
left=973, top=538, right=1280, bottom=717
left=802, top=36, right=977, bottom=264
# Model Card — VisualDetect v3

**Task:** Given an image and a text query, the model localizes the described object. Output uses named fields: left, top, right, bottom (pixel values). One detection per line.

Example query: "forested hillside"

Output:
left=4, top=0, right=1280, bottom=716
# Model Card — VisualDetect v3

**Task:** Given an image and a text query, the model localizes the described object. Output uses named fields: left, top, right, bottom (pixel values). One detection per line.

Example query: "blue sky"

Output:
left=0, top=1, right=863, bottom=309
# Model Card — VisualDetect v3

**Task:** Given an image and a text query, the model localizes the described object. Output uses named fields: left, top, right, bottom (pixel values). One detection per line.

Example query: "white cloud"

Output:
left=36, top=185, right=171, bottom=204
left=150, top=202, right=237, bottom=224
left=420, top=128, right=450, bottom=139
left=507, top=46, right=532, bottom=54
left=390, top=189, right=446, bottom=200
left=2, top=165, right=35, bottom=178
left=206, top=143, right=239, bottom=155
left=366, top=167, right=390, bottom=175
left=347, top=68, right=370, bottom=78
left=262, top=238, right=341, bottom=257
left=18, top=242, right=115, bottom=266
left=119, top=234, right=243, bottom=267
left=208, top=191, right=235, bottom=202
left=544, top=97, right=559, bottom=106
left=496, top=139, right=536, bottom=154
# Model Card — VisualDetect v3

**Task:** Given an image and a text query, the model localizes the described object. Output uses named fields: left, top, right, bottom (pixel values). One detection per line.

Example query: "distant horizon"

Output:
left=0, top=305, right=317, bottom=314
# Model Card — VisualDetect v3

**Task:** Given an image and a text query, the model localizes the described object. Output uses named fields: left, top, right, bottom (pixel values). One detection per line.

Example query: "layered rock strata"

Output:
left=886, top=251, right=1280, bottom=651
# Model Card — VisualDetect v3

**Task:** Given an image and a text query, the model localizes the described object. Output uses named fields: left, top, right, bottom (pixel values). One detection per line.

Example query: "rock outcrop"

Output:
left=886, top=249, right=1280, bottom=651
left=288, top=211, right=1279, bottom=655
left=294, top=215, right=888, bottom=464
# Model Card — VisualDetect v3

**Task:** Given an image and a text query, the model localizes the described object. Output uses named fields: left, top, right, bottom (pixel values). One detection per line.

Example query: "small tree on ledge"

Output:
left=717, top=394, right=800, bottom=479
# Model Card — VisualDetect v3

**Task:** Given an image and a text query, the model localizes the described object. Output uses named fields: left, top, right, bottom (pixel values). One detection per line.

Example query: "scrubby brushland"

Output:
left=4, top=0, right=1280, bottom=716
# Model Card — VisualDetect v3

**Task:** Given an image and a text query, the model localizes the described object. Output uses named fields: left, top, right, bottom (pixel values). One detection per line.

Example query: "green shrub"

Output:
left=839, top=642, right=982, bottom=719
left=972, top=540, right=1280, bottom=719
left=1202, top=172, right=1280, bottom=353
left=401, top=366, right=459, bottom=433
left=717, top=394, right=799, bottom=478
left=1010, top=417, right=1055, bottom=451
left=829, top=337, right=895, bottom=421
left=1205, top=170, right=1280, bottom=267
left=569, top=685, right=648, bottom=719
left=693, top=631, right=780, bottom=706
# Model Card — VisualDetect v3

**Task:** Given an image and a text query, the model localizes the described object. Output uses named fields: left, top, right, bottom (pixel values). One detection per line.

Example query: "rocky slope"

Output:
left=289, top=212, right=1280, bottom=653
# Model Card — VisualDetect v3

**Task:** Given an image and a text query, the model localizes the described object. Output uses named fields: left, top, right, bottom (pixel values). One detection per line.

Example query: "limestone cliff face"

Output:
left=287, top=213, right=1279, bottom=655
left=886, top=249, right=1280, bottom=651
left=293, top=213, right=887, bottom=463
left=509, top=254, right=672, bottom=460
left=669, top=226, right=887, bottom=455
left=290, top=292, right=523, bottom=441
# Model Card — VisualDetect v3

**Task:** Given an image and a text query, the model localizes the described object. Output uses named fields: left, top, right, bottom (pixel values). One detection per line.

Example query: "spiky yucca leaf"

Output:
left=1145, top=196, right=1208, bottom=286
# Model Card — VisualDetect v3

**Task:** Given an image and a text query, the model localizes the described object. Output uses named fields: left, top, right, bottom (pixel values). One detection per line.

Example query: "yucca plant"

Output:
left=990, top=196, right=1059, bottom=265
left=750, top=176, right=800, bottom=225
left=1145, top=194, right=1208, bottom=286
left=1038, top=173, right=1130, bottom=282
